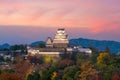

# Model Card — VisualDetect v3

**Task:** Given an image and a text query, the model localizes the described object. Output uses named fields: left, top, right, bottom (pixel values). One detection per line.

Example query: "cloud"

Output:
left=0, top=0, right=120, bottom=43
left=0, top=0, right=120, bottom=29
left=90, top=21, right=120, bottom=34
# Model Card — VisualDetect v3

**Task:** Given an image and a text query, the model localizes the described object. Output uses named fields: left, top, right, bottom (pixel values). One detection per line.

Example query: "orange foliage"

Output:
left=57, top=59, right=75, bottom=69
left=112, top=74, right=120, bottom=80
left=51, top=71, right=57, bottom=80
left=12, top=60, right=33, bottom=80
left=80, top=61, right=101, bottom=80
left=0, top=72, right=23, bottom=80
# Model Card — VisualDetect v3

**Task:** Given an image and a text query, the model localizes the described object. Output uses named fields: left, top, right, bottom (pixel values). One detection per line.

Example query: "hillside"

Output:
left=69, top=38, right=120, bottom=54
left=1, top=38, right=119, bottom=54
left=30, top=41, right=45, bottom=47
left=0, top=43, right=10, bottom=49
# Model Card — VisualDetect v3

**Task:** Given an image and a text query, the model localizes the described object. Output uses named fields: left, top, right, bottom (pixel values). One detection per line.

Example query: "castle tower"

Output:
left=53, top=28, right=69, bottom=48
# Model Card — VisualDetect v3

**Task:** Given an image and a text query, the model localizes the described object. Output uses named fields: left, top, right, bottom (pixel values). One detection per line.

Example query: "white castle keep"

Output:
left=28, top=28, right=92, bottom=57
left=46, top=28, right=69, bottom=48
left=28, top=28, right=69, bottom=57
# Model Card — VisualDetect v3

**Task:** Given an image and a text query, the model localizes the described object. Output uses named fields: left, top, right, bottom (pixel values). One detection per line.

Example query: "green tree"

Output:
left=41, top=67, right=56, bottom=80
left=74, top=71, right=81, bottom=80
left=62, top=66, right=79, bottom=80
left=39, top=43, right=45, bottom=48
left=41, top=69, right=49, bottom=80
left=27, top=74, right=33, bottom=80
left=109, top=56, right=120, bottom=80
left=76, top=53, right=87, bottom=66
left=33, top=71, right=41, bottom=80
left=10, top=44, right=27, bottom=55
left=27, top=71, right=41, bottom=80
left=0, top=56, right=4, bottom=62
left=97, top=52, right=110, bottom=69
left=89, top=46, right=99, bottom=64
left=6, top=69, right=15, bottom=73
left=97, top=52, right=113, bottom=80
left=0, top=69, right=2, bottom=75
left=5, top=57, right=11, bottom=63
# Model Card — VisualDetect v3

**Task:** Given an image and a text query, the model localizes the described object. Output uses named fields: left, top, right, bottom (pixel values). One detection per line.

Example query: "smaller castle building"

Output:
left=46, top=37, right=53, bottom=48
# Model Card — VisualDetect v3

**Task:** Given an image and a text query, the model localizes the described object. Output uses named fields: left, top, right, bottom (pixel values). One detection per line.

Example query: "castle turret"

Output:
left=46, top=37, right=53, bottom=48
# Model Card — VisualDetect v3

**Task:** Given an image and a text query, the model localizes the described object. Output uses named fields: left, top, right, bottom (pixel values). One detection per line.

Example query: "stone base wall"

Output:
left=39, top=48, right=65, bottom=52
left=53, top=43, right=68, bottom=48
left=28, top=51, right=64, bottom=59
left=38, top=53, right=61, bottom=58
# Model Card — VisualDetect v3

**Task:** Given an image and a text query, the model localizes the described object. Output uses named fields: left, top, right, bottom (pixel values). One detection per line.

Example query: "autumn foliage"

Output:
left=0, top=72, right=23, bottom=80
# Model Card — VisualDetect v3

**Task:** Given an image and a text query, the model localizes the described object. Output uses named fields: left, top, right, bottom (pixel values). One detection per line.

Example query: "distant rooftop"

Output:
left=58, top=28, right=65, bottom=31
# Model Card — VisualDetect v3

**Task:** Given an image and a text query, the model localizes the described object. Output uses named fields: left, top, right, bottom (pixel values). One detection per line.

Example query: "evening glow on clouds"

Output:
left=0, top=0, right=120, bottom=44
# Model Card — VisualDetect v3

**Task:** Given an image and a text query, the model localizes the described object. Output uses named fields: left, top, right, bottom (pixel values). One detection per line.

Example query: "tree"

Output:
left=13, top=60, right=32, bottom=79
left=5, top=57, right=11, bottom=63
left=51, top=71, right=58, bottom=80
left=10, top=44, right=27, bottom=55
left=0, top=72, right=23, bottom=80
left=39, top=43, right=45, bottom=48
left=76, top=53, right=88, bottom=66
left=4, top=69, right=15, bottom=73
left=89, top=52, right=98, bottom=64
left=62, top=66, right=79, bottom=80
left=33, top=71, right=41, bottom=80
left=112, top=74, right=120, bottom=80
left=89, top=46, right=99, bottom=54
left=27, top=71, right=41, bottom=80
left=57, top=59, right=75, bottom=69
left=97, top=52, right=115, bottom=80
left=41, top=66, right=56, bottom=80
left=74, top=71, right=81, bottom=80
left=41, top=69, right=49, bottom=80
left=27, top=74, right=33, bottom=80
left=0, top=69, right=2, bottom=75
left=97, top=52, right=110, bottom=69
left=80, top=61, right=99, bottom=80
left=105, top=47, right=110, bottom=53
left=28, top=56, right=43, bottom=65
left=89, top=46, right=99, bottom=64
left=0, top=56, right=4, bottom=62
left=110, top=56, right=120, bottom=80
left=43, top=56, right=52, bottom=63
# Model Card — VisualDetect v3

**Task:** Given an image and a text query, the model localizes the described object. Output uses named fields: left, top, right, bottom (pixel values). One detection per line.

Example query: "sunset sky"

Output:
left=0, top=0, right=120, bottom=44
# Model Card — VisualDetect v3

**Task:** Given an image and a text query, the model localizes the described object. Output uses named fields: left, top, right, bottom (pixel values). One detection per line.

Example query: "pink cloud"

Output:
left=0, top=0, right=120, bottom=30
left=90, top=21, right=120, bottom=34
